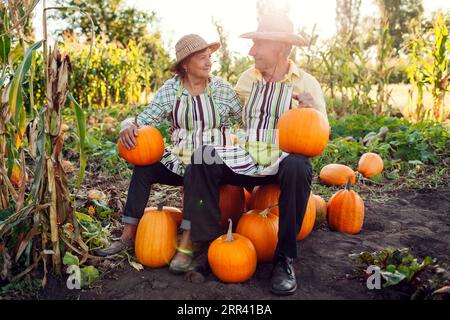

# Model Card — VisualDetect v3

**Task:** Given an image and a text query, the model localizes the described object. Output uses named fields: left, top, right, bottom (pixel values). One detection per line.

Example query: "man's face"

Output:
left=249, top=39, right=283, bottom=71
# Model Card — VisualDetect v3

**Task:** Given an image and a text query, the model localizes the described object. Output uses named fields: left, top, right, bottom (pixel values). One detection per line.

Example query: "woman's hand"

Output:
left=292, top=92, right=315, bottom=108
left=118, top=123, right=139, bottom=150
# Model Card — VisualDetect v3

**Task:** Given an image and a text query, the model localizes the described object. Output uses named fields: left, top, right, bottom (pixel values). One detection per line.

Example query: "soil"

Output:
left=33, top=183, right=450, bottom=300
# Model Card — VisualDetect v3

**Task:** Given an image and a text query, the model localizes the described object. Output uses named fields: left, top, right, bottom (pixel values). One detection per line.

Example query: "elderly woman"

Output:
left=96, top=34, right=242, bottom=271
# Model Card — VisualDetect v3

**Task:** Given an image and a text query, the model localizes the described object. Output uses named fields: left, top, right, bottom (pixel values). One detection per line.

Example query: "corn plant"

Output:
left=0, top=0, right=92, bottom=285
left=406, top=11, right=450, bottom=121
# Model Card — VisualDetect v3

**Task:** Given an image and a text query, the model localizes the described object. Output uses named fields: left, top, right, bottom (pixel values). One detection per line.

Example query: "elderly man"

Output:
left=182, top=15, right=328, bottom=296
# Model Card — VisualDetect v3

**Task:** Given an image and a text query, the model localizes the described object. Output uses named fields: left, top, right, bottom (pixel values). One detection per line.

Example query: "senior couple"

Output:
left=96, top=15, right=328, bottom=296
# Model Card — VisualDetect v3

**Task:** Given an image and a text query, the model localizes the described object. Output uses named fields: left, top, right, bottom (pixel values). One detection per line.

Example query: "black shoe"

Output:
left=270, top=255, right=297, bottom=296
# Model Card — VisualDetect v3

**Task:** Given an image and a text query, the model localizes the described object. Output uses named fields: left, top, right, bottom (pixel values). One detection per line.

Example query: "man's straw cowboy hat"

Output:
left=170, top=34, right=220, bottom=72
left=240, top=16, right=308, bottom=46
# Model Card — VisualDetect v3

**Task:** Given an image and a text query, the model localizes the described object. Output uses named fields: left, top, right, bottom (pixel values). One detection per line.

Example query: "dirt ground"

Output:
left=34, top=183, right=450, bottom=300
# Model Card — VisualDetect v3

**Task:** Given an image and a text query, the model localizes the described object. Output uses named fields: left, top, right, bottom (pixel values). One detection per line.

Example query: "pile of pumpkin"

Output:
left=117, top=108, right=383, bottom=283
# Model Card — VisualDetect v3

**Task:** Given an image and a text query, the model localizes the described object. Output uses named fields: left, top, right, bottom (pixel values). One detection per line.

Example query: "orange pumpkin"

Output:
left=236, top=207, right=279, bottom=263
left=297, top=192, right=316, bottom=240
left=244, top=188, right=252, bottom=210
left=277, top=108, right=330, bottom=157
left=148, top=206, right=183, bottom=227
left=357, top=152, right=384, bottom=178
left=319, top=164, right=356, bottom=186
left=313, top=194, right=327, bottom=228
left=208, top=219, right=257, bottom=283
left=219, top=185, right=245, bottom=228
left=249, top=184, right=280, bottom=215
left=328, top=179, right=365, bottom=234
left=118, top=125, right=165, bottom=166
left=135, top=205, right=177, bottom=267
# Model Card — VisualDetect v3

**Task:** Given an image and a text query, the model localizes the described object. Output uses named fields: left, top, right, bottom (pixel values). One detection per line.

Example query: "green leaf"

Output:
left=68, top=93, right=87, bottom=188
left=9, top=40, right=43, bottom=125
left=63, top=251, right=80, bottom=266
left=0, top=34, right=11, bottom=64
left=76, top=211, right=94, bottom=223
left=386, top=264, right=397, bottom=273
left=80, top=265, right=100, bottom=288
left=381, top=270, right=407, bottom=287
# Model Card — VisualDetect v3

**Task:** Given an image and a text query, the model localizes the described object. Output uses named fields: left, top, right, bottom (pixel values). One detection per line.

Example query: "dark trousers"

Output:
left=123, top=162, right=183, bottom=225
left=183, top=146, right=313, bottom=259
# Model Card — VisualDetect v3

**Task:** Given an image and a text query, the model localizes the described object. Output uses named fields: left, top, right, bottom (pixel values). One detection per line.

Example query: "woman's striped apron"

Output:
left=212, top=80, right=294, bottom=176
left=160, top=82, right=233, bottom=176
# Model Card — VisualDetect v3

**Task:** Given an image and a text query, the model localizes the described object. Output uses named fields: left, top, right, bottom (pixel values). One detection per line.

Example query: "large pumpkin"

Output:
left=236, top=208, right=279, bottom=263
left=135, top=205, right=177, bottom=267
left=277, top=108, right=330, bottom=157
left=148, top=206, right=183, bottom=227
left=219, top=185, right=245, bottom=228
left=208, top=219, right=257, bottom=283
left=357, top=152, right=384, bottom=178
left=244, top=188, right=252, bottom=210
left=297, top=192, right=316, bottom=240
left=249, top=184, right=280, bottom=215
left=319, top=164, right=356, bottom=186
left=118, top=125, right=165, bottom=166
left=313, top=194, right=327, bottom=228
left=328, top=179, right=365, bottom=234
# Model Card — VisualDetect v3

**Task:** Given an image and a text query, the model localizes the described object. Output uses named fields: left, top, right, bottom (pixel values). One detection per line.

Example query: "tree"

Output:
left=335, top=0, right=362, bottom=40
left=51, top=0, right=154, bottom=45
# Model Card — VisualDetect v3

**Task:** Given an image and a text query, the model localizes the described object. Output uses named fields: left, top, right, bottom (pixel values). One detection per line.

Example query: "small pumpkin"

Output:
left=135, top=204, right=177, bottom=267
left=277, top=108, right=330, bottom=157
left=313, top=194, right=327, bottom=228
left=319, top=164, right=356, bottom=186
left=249, top=184, right=280, bottom=215
left=148, top=206, right=183, bottom=227
left=118, top=125, right=165, bottom=166
left=208, top=219, right=257, bottom=283
left=236, top=207, right=279, bottom=263
left=357, top=152, right=384, bottom=178
left=297, top=192, right=316, bottom=241
left=328, top=179, right=365, bottom=234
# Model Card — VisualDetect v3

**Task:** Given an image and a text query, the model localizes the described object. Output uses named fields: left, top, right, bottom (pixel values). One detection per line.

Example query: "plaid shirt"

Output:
left=122, top=76, right=243, bottom=128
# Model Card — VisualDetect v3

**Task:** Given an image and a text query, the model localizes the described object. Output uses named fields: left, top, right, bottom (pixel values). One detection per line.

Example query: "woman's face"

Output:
left=183, top=48, right=212, bottom=79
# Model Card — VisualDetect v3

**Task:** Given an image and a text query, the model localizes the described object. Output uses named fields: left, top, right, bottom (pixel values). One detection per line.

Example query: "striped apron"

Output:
left=212, top=81, right=293, bottom=176
left=160, top=82, right=232, bottom=176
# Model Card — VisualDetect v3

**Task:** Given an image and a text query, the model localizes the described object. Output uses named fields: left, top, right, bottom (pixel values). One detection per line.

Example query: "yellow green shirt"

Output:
left=234, top=60, right=328, bottom=121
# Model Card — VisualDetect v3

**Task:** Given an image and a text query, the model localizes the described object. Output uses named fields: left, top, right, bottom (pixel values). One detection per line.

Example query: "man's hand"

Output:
left=118, top=123, right=139, bottom=150
left=292, top=92, right=315, bottom=108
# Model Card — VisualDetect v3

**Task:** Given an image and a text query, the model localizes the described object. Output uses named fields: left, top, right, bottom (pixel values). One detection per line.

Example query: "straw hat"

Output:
left=240, top=15, right=308, bottom=46
left=170, top=34, right=220, bottom=72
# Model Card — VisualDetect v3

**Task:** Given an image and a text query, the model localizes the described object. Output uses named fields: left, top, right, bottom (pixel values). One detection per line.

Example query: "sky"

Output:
left=127, top=0, right=450, bottom=58
left=34, top=0, right=450, bottom=58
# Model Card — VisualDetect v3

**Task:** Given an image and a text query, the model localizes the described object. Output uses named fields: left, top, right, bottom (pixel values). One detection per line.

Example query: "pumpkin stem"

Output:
left=260, top=203, right=278, bottom=218
left=225, top=218, right=235, bottom=242
left=157, top=203, right=164, bottom=211
left=346, top=178, right=352, bottom=191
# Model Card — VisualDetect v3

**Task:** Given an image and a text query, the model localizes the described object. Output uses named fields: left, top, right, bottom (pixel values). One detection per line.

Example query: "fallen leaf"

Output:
left=129, top=261, right=144, bottom=271
left=87, top=189, right=106, bottom=201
